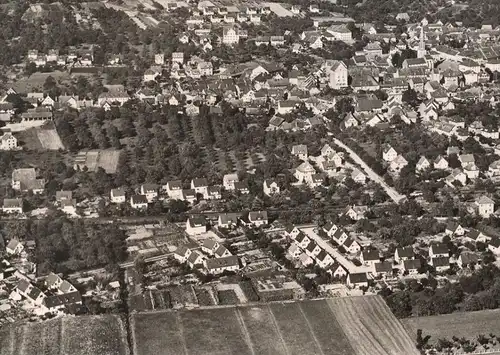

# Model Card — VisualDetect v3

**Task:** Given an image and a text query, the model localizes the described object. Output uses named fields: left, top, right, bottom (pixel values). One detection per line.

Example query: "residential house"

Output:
left=323, top=222, right=338, bottom=237
left=430, top=257, right=450, bottom=272
left=294, top=161, right=316, bottom=183
left=140, top=184, right=158, bottom=202
left=191, top=178, right=209, bottom=196
left=3, top=198, right=23, bottom=214
left=343, top=237, right=361, bottom=253
left=234, top=181, right=250, bottom=194
left=6, top=239, right=23, bottom=255
left=218, top=213, right=239, bottom=229
left=110, top=188, right=126, bottom=203
left=214, top=245, right=232, bottom=259
left=488, top=238, right=500, bottom=255
left=361, top=250, right=380, bottom=266
left=382, top=144, right=398, bottom=162
left=285, top=225, right=302, bottom=240
left=292, top=144, right=308, bottom=161
left=187, top=251, right=205, bottom=268
left=130, top=195, right=148, bottom=209
left=351, top=168, right=366, bottom=184
left=465, top=229, right=489, bottom=244
left=248, top=211, right=268, bottom=227
left=173, top=245, right=191, bottom=263
left=416, top=156, right=431, bottom=172
left=223, top=173, right=239, bottom=191
left=374, top=262, right=393, bottom=278
left=326, top=61, right=348, bottom=89
left=165, top=180, right=183, bottom=199
left=206, top=186, right=222, bottom=200
left=204, top=255, right=239, bottom=274
left=295, top=232, right=312, bottom=249
left=182, top=189, right=197, bottom=204
left=316, top=250, right=334, bottom=268
left=476, top=196, right=495, bottom=218
left=347, top=272, right=368, bottom=288
left=434, top=155, right=449, bottom=170
left=390, top=155, right=408, bottom=173
left=332, top=229, right=348, bottom=245
left=263, top=179, right=280, bottom=196
left=403, top=259, right=422, bottom=274
left=429, top=243, right=449, bottom=258
left=457, top=252, right=479, bottom=269
left=201, top=239, right=220, bottom=256
left=445, top=221, right=465, bottom=236
left=0, top=132, right=17, bottom=150
left=328, top=262, right=347, bottom=279
left=394, top=247, right=414, bottom=263
left=305, top=241, right=322, bottom=258
left=343, top=206, right=368, bottom=221
left=186, top=216, right=207, bottom=236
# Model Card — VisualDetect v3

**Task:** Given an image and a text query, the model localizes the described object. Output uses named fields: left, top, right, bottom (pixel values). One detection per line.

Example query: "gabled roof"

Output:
left=305, top=241, right=317, bottom=252
left=374, top=261, right=393, bottom=273
left=348, top=272, right=368, bottom=283
left=477, top=196, right=494, bottom=205
left=192, top=178, right=209, bottom=187
left=362, top=250, right=380, bottom=261
left=459, top=252, right=479, bottom=265
left=205, top=255, right=239, bottom=269
left=403, top=259, right=422, bottom=270
left=431, top=256, right=450, bottom=267
left=430, top=243, right=449, bottom=255
left=396, top=247, right=414, bottom=258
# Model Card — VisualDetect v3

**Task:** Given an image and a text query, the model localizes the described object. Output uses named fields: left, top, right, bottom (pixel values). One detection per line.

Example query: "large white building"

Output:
left=324, top=60, right=348, bottom=89
left=0, top=132, right=17, bottom=150
left=222, top=26, right=239, bottom=45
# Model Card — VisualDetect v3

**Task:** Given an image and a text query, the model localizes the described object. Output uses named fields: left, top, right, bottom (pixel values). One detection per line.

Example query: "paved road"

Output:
left=332, top=137, right=406, bottom=204
left=301, top=227, right=371, bottom=274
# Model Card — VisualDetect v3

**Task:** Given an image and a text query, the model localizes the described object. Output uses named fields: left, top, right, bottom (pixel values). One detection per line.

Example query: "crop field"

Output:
left=74, top=149, right=121, bottom=173
left=132, top=296, right=415, bottom=355
left=329, top=296, right=419, bottom=355
left=0, top=315, right=128, bottom=355
left=403, top=308, right=500, bottom=345
left=36, top=126, right=64, bottom=150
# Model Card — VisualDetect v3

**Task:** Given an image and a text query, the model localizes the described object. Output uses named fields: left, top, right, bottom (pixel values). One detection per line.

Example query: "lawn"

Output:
left=403, top=308, right=500, bottom=345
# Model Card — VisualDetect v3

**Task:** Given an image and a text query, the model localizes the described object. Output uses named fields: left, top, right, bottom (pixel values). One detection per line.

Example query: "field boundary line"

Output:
left=234, top=308, right=256, bottom=355
left=267, top=304, right=292, bottom=355
left=297, top=303, right=326, bottom=355
left=175, top=312, right=189, bottom=355
left=129, top=314, right=139, bottom=355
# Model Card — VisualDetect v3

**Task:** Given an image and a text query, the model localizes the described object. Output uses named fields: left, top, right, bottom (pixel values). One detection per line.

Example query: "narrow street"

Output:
left=332, top=137, right=406, bottom=204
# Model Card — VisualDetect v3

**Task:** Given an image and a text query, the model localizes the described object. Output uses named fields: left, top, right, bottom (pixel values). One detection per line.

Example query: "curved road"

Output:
left=332, top=137, right=406, bottom=204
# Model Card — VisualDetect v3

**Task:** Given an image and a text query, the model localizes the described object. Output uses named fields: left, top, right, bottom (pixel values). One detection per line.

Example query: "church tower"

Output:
left=417, top=26, right=426, bottom=58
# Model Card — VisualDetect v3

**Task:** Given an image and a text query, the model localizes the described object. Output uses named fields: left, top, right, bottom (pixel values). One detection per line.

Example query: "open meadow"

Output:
left=132, top=296, right=417, bottom=355
left=0, top=315, right=128, bottom=355
left=403, top=308, right=500, bottom=345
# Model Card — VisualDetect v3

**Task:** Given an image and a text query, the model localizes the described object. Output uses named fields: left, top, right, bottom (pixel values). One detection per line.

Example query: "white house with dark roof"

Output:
left=291, top=144, right=308, bottom=160
left=332, top=229, right=348, bottom=245
left=360, top=250, right=380, bottom=266
left=223, top=173, right=239, bottom=190
left=328, top=262, right=347, bottom=278
left=0, top=132, right=17, bottom=150
left=182, top=189, right=197, bottom=204
left=476, top=196, right=494, bottom=218
left=204, top=255, right=239, bottom=274
left=140, top=184, right=158, bottom=202
left=130, top=195, right=148, bottom=209
left=201, top=239, right=219, bottom=256
left=488, top=238, right=500, bottom=255
left=214, top=245, right=232, bottom=258
left=430, top=257, right=450, bottom=272
left=394, top=247, right=414, bottom=263
left=191, top=178, right=209, bottom=196
left=465, top=229, right=489, bottom=244
left=6, top=239, right=23, bottom=255
left=110, top=188, right=126, bottom=203
left=434, top=155, right=449, bottom=170
left=416, top=156, right=431, bottom=172
left=263, top=179, right=280, bottom=196
left=165, top=180, right=183, bottom=199
left=403, top=259, right=421, bottom=274
left=218, top=213, right=239, bottom=229
left=373, top=261, right=393, bottom=277
left=445, top=221, right=465, bottom=236
left=3, top=198, right=23, bottom=214
left=343, top=237, right=361, bottom=253
left=315, top=250, right=334, bottom=268
left=382, top=144, right=398, bottom=162
left=429, top=243, right=449, bottom=258
left=248, top=211, right=268, bottom=227
left=186, top=216, right=207, bottom=235
left=187, top=251, right=205, bottom=268
left=347, top=272, right=368, bottom=288
left=294, top=161, right=316, bottom=183
left=457, top=252, right=479, bottom=269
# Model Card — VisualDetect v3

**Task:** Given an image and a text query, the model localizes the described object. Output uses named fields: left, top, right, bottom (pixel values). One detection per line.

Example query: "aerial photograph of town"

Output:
left=1, top=0, right=500, bottom=354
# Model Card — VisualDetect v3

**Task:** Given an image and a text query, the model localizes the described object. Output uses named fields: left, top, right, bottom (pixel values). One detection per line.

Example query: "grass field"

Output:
left=132, top=296, right=414, bottom=355
left=74, top=149, right=121, bottom=173
left=0, top=315, right=128, bottom=355
left=403, top=308, right=500, bottom=345
left=17, top=122, right=64, bottom=151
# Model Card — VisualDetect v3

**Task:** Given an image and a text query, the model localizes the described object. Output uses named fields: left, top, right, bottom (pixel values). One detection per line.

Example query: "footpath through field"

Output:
left=331, top=137, right=406, bottom=204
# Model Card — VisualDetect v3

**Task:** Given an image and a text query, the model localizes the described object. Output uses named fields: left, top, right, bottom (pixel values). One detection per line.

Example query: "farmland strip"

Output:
left=235, top=308, right=256, bottom=355
left=175, top=312, right=189, bottom=355
left=328, top=298, right=386, bottom=355
left=267, top=304, right=292, bottom=355
left=297, top=303, right=326, bottom=355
